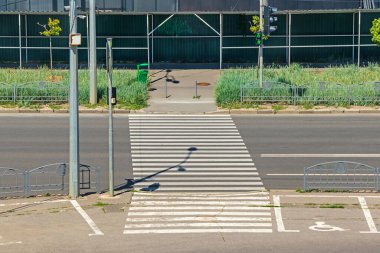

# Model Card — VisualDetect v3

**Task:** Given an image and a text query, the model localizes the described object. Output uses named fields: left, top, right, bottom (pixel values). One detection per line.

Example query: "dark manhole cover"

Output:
left=197, top=82, right=211, bottom=87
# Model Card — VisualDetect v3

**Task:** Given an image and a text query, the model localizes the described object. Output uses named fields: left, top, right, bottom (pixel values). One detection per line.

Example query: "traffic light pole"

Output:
left=69, top=0, right=80, bottom=198
left=89, top=0, right=97, bottom=105
left=259, top=0, right=267, bottom=88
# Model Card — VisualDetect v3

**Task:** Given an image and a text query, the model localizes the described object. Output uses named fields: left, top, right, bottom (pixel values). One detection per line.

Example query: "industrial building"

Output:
left=0, top=0, right=379, bottom=68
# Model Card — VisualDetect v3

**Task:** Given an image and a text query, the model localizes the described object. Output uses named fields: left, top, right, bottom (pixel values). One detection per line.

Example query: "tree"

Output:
left=370, top=18, right=380, bottom=46
left=38, top=18, right=62, bottom=70
left=249, top=16, right=269, bottom=40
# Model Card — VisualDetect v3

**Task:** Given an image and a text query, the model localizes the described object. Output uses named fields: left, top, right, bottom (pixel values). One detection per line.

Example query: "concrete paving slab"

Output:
left=145, top=69, right=220, bottom=113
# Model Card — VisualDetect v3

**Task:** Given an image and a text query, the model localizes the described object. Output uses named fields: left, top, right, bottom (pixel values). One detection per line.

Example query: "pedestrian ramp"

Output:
left=129, top=115, right=265, bottom=192
left=124, top=191, right=272, bottom=234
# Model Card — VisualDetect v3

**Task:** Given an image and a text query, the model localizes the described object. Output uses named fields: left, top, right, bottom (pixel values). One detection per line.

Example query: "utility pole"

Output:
left=106, top=38, right=114, bottom=197
left=89, top=0, right=97, bottom=104
left=69, top=0, right=80, bottom=198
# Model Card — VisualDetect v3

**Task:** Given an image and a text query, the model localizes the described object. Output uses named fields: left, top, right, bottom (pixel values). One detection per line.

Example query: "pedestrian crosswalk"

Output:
left=129, top=115, right=264, bottom=192
left=124, top=192, right=272, bottom=234
left=125, top=115, right=272, bottom=234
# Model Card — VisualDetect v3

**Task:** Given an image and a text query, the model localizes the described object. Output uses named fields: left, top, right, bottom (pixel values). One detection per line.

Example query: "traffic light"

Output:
left=264, top=6, right=278, bottom=36
left=255, top=31, right=263, bottom=46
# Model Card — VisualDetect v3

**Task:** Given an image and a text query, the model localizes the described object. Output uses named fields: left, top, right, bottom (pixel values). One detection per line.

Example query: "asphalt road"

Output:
left=233, top=114, right=380, bottom=189
left=1, top=114, right=380, bottom=191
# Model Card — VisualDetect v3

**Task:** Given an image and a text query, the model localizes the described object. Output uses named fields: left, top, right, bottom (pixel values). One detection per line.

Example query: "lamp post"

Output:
left=69, top=0, right=80, bottom=198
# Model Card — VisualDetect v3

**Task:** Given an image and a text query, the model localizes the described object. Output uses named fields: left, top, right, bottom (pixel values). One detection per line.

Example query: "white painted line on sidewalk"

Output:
left=131, top=146, right=247, bottom=148
left=133, top=177, right=262, bottom=181
left=358, top=197, right=380, bottom=234
left=131, top=139, right=244, bottom=142
left=266, top=174, right=377, bottom=176
left=126, top=217, right=272, bottom=222
left=70, top=200, right=104, bottom=236
left=132, top=196, right=269, bottom=201
left=133, top=168, right=257, bottom=171
left=273, top=195, right=300, bottom=233
left=130, top=201, right=269, bottom=206
left=128, top=211, right=271, bottom=216
left=124, top=223, right=272, bottom=228
left=278, top=195, right=380, bottom=199
left=130, top=206, right=271, bottom=211
left=130, top=136, right=242, bottom=139
left=124, top=228, right=273, bottom=234
left=0, top=199, right=69, bottom=207
left=134, top=172, right=259, bottom=176
left=129, top=126, right=237, bottom=129
left=261, top=154, right=380, bottom=158
left=0, top=241, right=22, bottom=246
left=132, top=150, right=248, bottom=154
left=133, top=163, right=256, bottom=166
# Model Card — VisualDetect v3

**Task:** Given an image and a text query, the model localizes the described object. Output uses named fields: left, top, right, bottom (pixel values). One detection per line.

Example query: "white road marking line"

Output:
left=132, top=150, right=249, bottom=153
left=129, top=121, right=234, bottom=123
left=134, top=182, right=264, bottom=186
left=133, top=158, right=252, bottom=162
left=126, top=217, right=271, bottom=222
left=273, top=195, right=300, bottom=233
left=133, top=168, right=257, bottom=171
left=133, top=187, right=266, bottom=191
left=0, top=241, right=22, bottom=246
left=123, top=228, right=273, bottom=234
left=131, top=196, right=269, bottom=200
left=131, top=146, right=247, bottom=149
left=133, top=177, right=262, bottom=181
left=130, top=133, right=240, bottom=136
left=266, top=174, right=378, bottom=176
left=130, top=206, right=271, bottom=211
left=128, top=211, right=271, bottom=216
left=358, top=197, right=380, bottom=234
left=261, top=154, right=380, bottom=158
left=0, top=199, right=69, bottom=207
left=131, top=143, right=247, bottom=146
left=70, top=200, right=104, bottom=236
left=129, top=115, right=231, bottom=118
left=129, top=201, right=269, bottom=206
left=124, top=223, right=272, bottom=228
left=129, top=123, right=236, bottom=126
left=133, top=172, right=259, bottom=176
left=131, top=139, right=244, bottom=142
left=133, top=163, right=256, bottom=166
left=130, top=136, right=242, bottom=139
left=132, top=154, right=251, bottom=158
left=129, top=127, right=237, bottom=129
left=133, top=192, right=269, bottom=197
left=277, top=195, right=380, bottom=199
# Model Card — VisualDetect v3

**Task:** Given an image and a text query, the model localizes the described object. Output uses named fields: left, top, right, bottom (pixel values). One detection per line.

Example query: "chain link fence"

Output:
left=241, top=81, right=380, bottom=106
left=0, top=81, right=68, bottom=103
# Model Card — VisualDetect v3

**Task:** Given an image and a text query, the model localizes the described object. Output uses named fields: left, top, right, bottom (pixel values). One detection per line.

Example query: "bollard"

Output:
left=165, top=78, right=168, bottom=99
left=195, top=80, right=198, bottom=98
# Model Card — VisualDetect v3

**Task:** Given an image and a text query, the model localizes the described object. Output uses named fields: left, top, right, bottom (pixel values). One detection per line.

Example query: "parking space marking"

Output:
left=358, top=197, right=380, bottom=234
left=273, top=195, right=300, bottom=233
left=70, top=200, right=104, bottom=236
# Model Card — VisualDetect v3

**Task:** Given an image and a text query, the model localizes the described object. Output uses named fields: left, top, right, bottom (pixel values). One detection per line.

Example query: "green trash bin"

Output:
left=137, top=63, right=149, bottom=83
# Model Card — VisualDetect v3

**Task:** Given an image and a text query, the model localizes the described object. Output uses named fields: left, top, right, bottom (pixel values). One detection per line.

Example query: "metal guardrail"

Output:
left=0, top=81, right=68, bottom=103
left=0, top=163, right=101, bottom=197
left=241, top=81, right=380, bottom=106
left=304, top=161, right=380, bottom=192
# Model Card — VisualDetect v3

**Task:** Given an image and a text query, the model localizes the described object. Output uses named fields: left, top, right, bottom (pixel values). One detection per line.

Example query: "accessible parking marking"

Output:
left=273, top=195, right=380, bottom=234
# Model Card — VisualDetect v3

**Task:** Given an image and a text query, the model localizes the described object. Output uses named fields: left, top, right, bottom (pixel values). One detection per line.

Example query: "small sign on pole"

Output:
left=69, top=33, right=82, bottom=47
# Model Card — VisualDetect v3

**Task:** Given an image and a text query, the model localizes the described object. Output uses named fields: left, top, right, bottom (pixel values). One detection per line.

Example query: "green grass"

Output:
left=319, top=203, right=345, bottom=209
left=216, top=64, right=380, bottom=108
left=0, top=67, right=148, bottom=109
left=92, top=202, right=111, bottom=207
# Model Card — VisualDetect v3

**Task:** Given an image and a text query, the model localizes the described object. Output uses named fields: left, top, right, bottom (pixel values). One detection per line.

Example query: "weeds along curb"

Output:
left=209, top=109, right=380, bottom=115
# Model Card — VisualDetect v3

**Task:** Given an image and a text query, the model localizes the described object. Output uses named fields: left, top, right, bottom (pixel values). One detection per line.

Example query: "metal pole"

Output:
left=288, top=13, right=292, bottom=66
left=352, top=12, right=355, bottom=64
left=165, top=78, right=168, bottom=98
left=152, top=14, right=154, bottom=64
left=89, top=0, right=97, bottom=105
left=357, top=10, right=361, bottom=67
left=18, top=13, right=22, bottom=69
left=25, top=15, right=28, bottom=63
left=219, top=13, right=223, bottom=70
left=147, top=14, right=150, bottom=69
left=69, top=0, right=80, bottom=199
left=259, top=0, right=266, bottom=88
left=195, top=80, right=198, bottom=98
left=106, top=38, right=114, bottom=197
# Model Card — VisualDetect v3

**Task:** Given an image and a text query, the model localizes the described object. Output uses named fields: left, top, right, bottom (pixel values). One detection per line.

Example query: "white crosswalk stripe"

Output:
left=125, top=115, right=271, bottom=234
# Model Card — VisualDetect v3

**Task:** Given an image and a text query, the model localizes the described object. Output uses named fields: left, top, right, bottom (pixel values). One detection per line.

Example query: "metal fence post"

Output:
left=24, top=171, right=29, bottom=197
left=376, top=168, right=379, bottom=192
left=13, top=85, right=16, bottom=103
left=240, top=85, right=243, bottom=104
left=303, top=167, right=307, bottom=191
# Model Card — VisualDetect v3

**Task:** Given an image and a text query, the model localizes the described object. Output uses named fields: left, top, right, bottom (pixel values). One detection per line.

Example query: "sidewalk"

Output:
left=142, top=69, right=220, bottom=114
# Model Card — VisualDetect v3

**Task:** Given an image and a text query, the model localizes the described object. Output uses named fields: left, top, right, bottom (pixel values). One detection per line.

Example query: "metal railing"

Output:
left=0, top=163, right=101, bottom=198
left=0, top=81, right=69, bottom=103
left=241, top=81, right=380, bottom=106
left=304, top=161, right=380, bottom=192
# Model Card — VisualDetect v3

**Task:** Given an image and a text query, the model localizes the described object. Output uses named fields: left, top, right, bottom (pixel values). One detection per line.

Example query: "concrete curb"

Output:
left=1, top=108, right=380, bottom=115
